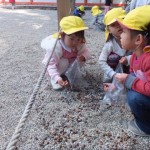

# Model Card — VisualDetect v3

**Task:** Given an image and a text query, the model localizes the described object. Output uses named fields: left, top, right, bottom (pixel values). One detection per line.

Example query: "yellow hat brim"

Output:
left=62, top=27, right=88, bottom=34
left=106, top=15, right=126, bottom=26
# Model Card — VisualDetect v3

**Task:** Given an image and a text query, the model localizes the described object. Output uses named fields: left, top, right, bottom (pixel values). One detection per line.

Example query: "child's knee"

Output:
left=128, top=90, right=149, bottom=109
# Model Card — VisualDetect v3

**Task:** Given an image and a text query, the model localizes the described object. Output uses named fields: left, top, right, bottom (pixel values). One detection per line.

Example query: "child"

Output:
left=115, top=5, right=150, bottom=136
left=99, top=7, right=132, bottom=84
left=90, top=5, right=105, bottom=31
left=41, top=16, right=90, bottom=90
left=104, top=0, right=112, bottom=14
left=73, top=5, right=85, bottom=18
left=9, top=0, right=15, bottom=9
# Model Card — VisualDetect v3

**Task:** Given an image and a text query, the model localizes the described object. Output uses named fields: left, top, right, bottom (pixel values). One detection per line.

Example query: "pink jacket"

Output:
left=41, top=35, right=91, bottom=83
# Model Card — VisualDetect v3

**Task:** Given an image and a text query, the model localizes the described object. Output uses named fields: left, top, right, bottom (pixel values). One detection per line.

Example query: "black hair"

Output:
left=130, top=25, right=150, bottom=45
left=74, top=30, right=85, bottom=39
left=71, top=30, right=86, bottom=43
left=62, top=30, right=86, bottom=43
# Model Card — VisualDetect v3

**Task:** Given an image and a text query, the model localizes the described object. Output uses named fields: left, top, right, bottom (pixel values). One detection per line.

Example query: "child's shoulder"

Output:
left=104, top=37, right=114, bottom=47
left=143, top=52, right=150, bottom=61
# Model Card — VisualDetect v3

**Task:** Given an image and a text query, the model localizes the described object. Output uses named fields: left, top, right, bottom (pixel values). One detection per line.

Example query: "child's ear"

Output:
left=135, top=34, right=144, bottom=45
left=59, top=32, right=65, bottom=38
left=107, top=26, right=110, bottom=32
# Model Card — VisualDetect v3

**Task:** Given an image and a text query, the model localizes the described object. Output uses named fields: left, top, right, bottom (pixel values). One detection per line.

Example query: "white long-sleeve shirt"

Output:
left=41, top=35, right=91, bottom=83
left=99, top=37, right=131, bottom=79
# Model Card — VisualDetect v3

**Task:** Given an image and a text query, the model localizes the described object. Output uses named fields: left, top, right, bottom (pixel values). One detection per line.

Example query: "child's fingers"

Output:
left=103, top=83, right=111, bottom=87
left=63, top=80, right=68, bottom=86
left=119, top=57, right=127, bottom=64
left=104, top=86, right=109, bottom=92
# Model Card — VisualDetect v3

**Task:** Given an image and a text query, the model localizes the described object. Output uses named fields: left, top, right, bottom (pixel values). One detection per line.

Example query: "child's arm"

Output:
left=41, top=37, right=63, bottom=83
left=115, top=58, right=150, bottom=97
left=77, top=44, right=91, bottom=62
left=99, top=42, right=116, bottom=79
left=46, top=51, right=63, bottom=82
left=126, top=62, right=150, bottom=97
left=119, top=55, right=132, bottom=66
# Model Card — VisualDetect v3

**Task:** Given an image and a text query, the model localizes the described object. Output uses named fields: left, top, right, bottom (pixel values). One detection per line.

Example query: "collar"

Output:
left=59, top=39, right=72, bottom=53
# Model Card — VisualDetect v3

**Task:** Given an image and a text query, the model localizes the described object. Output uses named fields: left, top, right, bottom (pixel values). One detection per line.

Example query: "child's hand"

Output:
left=119, top=57, right=127, bottom=65
left=77, top=55, right=86, bottom=63
left=103, top=83, right=111, bottom=92
left=57, top=79, right=68, bottom=87
left=115, top=73, right=128, bottom=83
left=103, top=83, right=116, bottom=92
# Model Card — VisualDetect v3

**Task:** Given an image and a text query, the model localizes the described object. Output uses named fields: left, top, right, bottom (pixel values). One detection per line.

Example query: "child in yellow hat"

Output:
left=99, top=7, right=132, bottom=84
left=90, top=5, right=105, bottom=31
left=114, top=5, right=150, bottom=136
left=73, top=5, right=85, bottom=18
left=41, top=16, right=90, bottom=90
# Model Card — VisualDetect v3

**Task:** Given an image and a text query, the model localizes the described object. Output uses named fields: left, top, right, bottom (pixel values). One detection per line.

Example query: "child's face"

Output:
left=63, top=34, right=83, bottom=49
left=120, top=28, right=136, bottom=50
left=108, top=22, right=123, bottom=38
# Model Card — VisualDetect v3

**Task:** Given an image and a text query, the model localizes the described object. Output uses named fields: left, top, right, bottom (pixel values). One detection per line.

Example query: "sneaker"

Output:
left=50, top=79, right=63, bottom=91
left=128, top=120, right=150, bottom=136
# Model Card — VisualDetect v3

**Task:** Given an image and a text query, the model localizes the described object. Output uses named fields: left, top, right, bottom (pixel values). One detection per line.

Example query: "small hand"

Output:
left=115, top=73, right=128, bottom=83
left=77, top=55, right=85, bottom=63
left=119, top=57, right=127, bottom=65
left=57, top=79, right=68, bottom=87
left=103, top=83, right=111, bottom=92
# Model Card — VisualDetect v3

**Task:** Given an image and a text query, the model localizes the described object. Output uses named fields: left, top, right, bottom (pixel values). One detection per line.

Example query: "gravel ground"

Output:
left=0, top=7, right=150, bottom=150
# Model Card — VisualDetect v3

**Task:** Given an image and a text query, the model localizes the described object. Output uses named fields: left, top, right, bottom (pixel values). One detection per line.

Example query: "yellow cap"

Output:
left=118, top=5, right=150, bottom=31
left=52, top=32, right=61, bottom=38
left=59, top=16, right=88, bottom=34
left=104, top=7, right=126, bottom=41
left=91, top=5, right=102, bottom=16
left=78, top=5, right=84, bottom=12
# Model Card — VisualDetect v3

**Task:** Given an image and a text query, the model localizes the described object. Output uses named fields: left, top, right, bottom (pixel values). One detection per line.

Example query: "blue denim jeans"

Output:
left=127, top=90, right=150, bottom=134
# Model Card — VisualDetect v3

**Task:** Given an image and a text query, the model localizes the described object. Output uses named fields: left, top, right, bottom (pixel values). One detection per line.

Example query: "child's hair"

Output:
left=61, top=30, right=86, bottom=43
left=130, top=26, right=150, bottom=45
left=74, top=30, right=84, bottom=39
left=74, top=30, right=86, bottom=43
